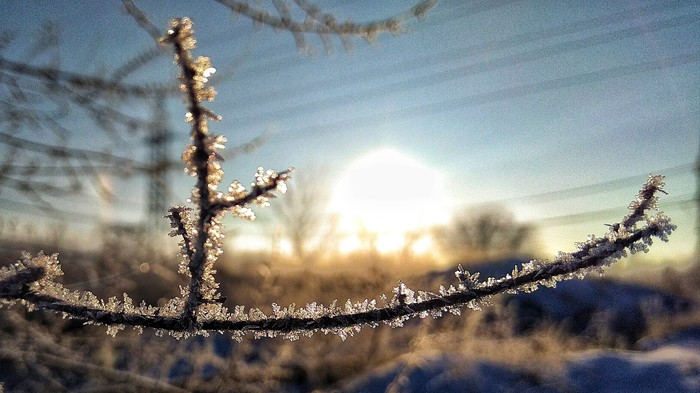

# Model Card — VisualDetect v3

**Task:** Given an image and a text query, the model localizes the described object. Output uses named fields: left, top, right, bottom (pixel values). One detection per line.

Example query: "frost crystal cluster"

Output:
left=0, top=17, right=677, bottom=341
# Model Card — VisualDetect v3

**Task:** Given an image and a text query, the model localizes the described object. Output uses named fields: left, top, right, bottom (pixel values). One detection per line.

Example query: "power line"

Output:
left=470, top=163, right=695, bottom=207
left=211, top=0, right=524, bottom=81
left=0, top=197, right=99, bottom=222
left=445, top=163, right=695, bottom=227
left=225, top=4, right=696, bottom=111
left=533, top=194, right=695, bottom=227
left=269, top=52, right=698, bottom=142
left=227, top=14, right=698, bottom=124
left=0, top=131, right=146, bottom=167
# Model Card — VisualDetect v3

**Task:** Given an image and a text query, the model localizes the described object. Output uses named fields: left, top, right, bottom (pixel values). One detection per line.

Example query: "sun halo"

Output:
left=330, top=148, right=451, bottom=253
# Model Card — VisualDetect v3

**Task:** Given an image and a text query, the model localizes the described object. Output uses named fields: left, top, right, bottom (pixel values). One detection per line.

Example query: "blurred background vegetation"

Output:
left=0, top=1, right=698, bottom=391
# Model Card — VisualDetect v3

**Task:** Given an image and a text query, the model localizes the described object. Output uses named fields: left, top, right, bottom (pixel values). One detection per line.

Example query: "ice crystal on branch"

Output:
left=0, top=10, right=678, bottom=342
left=160, top=16, right=295, bottom=333
left=455, top=264, right=480, bottom=292
left=0, top=252, right=60, bottom=306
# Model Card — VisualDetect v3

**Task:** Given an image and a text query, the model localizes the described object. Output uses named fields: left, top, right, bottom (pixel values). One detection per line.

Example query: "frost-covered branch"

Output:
left=0, top=17, right=676, bottom=342
left=159, top=18, right=293, bottom=329
left=215, top=0, right=437, bottom=52
left=0, top=175, right=676, bottom=340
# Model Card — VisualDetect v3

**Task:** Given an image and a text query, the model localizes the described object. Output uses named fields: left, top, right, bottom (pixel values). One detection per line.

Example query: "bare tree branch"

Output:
left=0, top=11, right=678, bottom=344
left=215, top=0, right=438, bottom=52
left=0, top=175, right=677, bottom=340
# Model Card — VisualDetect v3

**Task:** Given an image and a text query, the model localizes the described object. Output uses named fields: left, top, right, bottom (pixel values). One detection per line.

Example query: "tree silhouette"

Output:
left=435, top=206, right=534, bottom=262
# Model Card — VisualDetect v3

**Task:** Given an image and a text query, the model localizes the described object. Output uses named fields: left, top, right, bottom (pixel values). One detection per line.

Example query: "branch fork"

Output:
left=0, top=17, right=677, bottom=342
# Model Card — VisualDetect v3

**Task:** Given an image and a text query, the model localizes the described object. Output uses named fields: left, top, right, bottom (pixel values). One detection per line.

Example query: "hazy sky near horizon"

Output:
left=1, top=1, right=698, bottom=262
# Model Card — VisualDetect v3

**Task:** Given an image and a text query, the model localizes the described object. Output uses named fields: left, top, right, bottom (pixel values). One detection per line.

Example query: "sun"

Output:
left=331, top=148, right=451, bottom=253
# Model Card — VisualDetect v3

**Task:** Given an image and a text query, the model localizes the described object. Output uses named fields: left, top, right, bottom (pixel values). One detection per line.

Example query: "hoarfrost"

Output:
left=0, top=17, right=678, bottom=342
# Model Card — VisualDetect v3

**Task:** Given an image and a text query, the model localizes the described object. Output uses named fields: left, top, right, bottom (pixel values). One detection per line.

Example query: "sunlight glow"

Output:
left=331, top=148, right=452, bottom=253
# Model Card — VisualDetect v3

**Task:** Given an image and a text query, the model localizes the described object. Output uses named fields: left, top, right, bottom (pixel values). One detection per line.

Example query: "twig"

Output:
left=0, top=14, right=677, bottom=343
left=0, top=176, right=676, bottom=340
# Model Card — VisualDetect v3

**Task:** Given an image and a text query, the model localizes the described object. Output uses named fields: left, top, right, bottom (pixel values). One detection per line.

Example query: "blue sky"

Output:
left=2, top=1, right=698, bottom=263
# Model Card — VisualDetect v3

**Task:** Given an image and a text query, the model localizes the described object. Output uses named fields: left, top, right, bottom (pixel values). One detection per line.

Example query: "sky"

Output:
left=1, top=0, right=698, bottom=264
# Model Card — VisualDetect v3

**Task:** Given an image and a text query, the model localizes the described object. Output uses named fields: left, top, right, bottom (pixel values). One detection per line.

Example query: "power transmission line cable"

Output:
left=533, top=194, right=695, bottom=227
left=209, top=0, right=521, bottom=79
left=220, top=0, right=692, bottom=102
left=467, top=163, right=695, bottom=207
left=269, top=52, right=698, bottom=141
left=227, top=14, right=698, bottom=124
left=226, top=3, right=695, bottom=110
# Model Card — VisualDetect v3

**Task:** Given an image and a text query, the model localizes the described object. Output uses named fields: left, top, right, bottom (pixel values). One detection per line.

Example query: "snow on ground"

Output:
left=426, top=259, right=693, bottom=344
left=338, top=329, right=700, bottom=393
left=338, top=261, right=699, bottom=393
left=565, top=342, right=700, bottom=393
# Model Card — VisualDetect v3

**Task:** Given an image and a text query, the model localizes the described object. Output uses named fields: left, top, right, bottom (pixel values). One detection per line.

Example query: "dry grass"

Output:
left=2, top=241, right=697, bottom=391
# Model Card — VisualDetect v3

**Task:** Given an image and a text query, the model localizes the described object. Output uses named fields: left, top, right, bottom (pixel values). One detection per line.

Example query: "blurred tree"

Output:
left=272, top=166, right=338, bottom=262
left=434, top=206, right=535, bottom=262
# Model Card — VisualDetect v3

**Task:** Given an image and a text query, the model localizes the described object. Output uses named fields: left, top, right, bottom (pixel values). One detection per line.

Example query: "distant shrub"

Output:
left=434, top=206, right=534, bottom=262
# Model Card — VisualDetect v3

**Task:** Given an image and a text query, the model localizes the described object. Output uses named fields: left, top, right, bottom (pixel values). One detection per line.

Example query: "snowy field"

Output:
left=341, top=330, right=700, bottom=393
